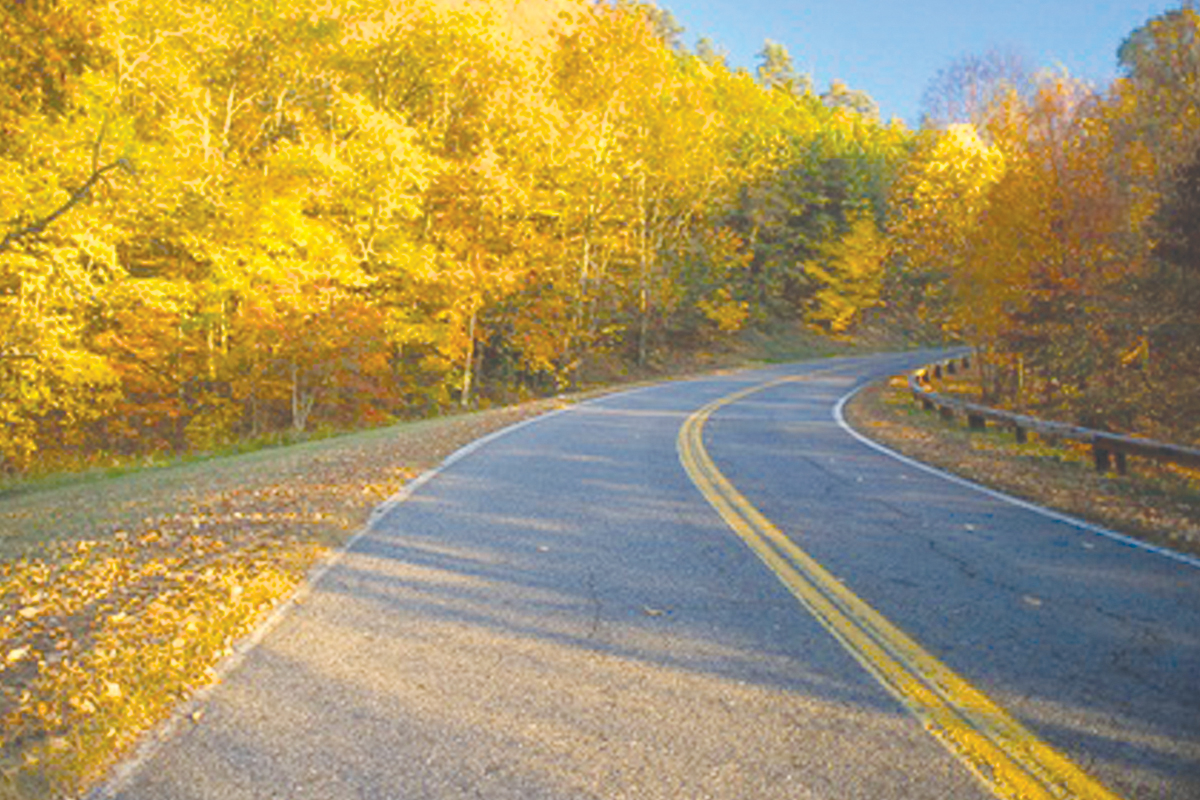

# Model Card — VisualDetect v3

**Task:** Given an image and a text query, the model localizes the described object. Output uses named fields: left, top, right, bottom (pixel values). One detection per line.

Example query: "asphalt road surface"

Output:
left=99, top=352, right=1200, bottom=800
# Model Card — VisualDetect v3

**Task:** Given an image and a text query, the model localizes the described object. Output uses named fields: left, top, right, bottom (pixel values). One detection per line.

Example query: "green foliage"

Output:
left=756, top=40, right=814, bottom=98
left=1137, top=149, right=1200, bottom=442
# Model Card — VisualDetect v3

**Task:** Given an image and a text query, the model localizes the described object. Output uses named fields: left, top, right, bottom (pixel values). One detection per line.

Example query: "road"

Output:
left=99, top=352, right=1200, bottom=800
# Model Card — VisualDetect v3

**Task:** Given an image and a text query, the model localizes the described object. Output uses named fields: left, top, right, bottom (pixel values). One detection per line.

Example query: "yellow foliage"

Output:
left=806, top=212, right=889, bottom=333
left=886, top=124, right=1005, bottom=334
left=697, top=287, right=749, bottom=333
left=891, top=125, right=1004, bottom=260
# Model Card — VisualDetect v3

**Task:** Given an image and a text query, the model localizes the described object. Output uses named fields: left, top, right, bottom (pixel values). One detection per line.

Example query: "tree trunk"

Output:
left=461, top=305, right=477, bottom=408
left=637, top=176, right=650, bottom=366
left=291, top=361, right=316, bottom=433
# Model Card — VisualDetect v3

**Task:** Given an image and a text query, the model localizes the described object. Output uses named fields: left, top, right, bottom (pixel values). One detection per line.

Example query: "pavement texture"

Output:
left=97, top=353, right=1200, bottom=800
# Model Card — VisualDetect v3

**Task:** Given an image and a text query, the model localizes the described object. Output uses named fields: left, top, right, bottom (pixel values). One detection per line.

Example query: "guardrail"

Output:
left=909, top=355, right=1200, bottom=475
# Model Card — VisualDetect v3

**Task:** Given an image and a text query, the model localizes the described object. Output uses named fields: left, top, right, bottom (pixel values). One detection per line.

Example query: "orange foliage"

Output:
left=888, top=10, right=1200, bottom=441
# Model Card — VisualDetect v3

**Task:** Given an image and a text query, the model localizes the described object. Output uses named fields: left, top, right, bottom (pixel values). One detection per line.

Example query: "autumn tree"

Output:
left=1117, top=5, right=1200, bottom=167
left=805, top=210, right=888, bottom=333
left=756, top=40, right=813, bottom=97
left=884, top=123, right=1004, bottom=343
left=822, top=80, right=879, bottom=120
left=1108, top=6, right=1200, bottom=440
left=1142, top=149, right=1200, bottom=441
left=919, top=47, right=1033, bottom=133
left=889, top=8, right=1200, bottom=444
left=0, top=0, right=132, bottom=469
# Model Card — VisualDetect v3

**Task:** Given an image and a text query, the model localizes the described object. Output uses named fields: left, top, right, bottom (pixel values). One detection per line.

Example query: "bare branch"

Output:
left=920, top=48, right=1033, bottom=131
left=0, top=158, right=134, bottom=255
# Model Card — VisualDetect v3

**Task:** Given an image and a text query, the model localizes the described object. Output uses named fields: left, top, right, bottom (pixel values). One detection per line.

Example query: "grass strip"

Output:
left=0, top=325, right=868, bottom=799
left=0, top=400, right=563, bottom=799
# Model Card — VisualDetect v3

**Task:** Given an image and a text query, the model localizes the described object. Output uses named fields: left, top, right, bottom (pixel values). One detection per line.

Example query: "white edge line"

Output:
left=832, top=382, right=1200, bottom=572
left=368, top=406, right=570, bottom=525
left=86, top=404, right=572, bottom=800
left=89, top=372, right=802, bottom=798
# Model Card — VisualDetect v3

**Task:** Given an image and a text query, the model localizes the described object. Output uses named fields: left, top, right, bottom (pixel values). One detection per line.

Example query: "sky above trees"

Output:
left=660, top=0, right=1176, bottom=124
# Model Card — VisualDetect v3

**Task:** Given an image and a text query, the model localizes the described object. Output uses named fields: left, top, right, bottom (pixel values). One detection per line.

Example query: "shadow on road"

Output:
left=113, top=364, right=1200, bottom=800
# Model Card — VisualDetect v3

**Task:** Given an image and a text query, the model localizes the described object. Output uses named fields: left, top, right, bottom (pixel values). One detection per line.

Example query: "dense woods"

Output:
left=2, top=0, right=1199, bottom=475
left=0, top=0, right=906, bottom=473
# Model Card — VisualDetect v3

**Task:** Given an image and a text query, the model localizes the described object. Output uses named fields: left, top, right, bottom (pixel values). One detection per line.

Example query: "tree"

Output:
left=1119, top=5, right=1200, bottom=103
left=0, top=0, right=920, bottom=472
left=756, top=40, right=813, bottom=97
left=1115, top=7, right=1200, bottom=183
left=0, top=0, right=133, bottom=470
left=919, top=48, right=1032, bottom=132
left=0, top=0, right=105, bottom=132
left=1134, top=146, right=1200, bottom=441
left=884, top=124, right=1004, bottom=341
left=805, top=210, right=887, bottom=333
left=695, top=37, right=726, bottom=67
left=637, top=1, right=685, bottom=51
left=822, top=80, right=879, bottom=120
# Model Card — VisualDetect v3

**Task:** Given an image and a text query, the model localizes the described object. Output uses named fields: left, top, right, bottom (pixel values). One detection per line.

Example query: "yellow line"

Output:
left=676, top=375, right=1123, bottom=800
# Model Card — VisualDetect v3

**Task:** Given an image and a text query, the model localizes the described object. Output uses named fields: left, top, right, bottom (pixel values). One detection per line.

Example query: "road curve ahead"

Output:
left=104, top=352, right=1200, bottom=800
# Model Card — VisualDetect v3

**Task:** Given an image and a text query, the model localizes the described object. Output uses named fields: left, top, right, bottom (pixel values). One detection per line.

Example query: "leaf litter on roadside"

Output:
left=0, top=401, right=558, bottom=799
left=845, top=378, right=1200, bottom=556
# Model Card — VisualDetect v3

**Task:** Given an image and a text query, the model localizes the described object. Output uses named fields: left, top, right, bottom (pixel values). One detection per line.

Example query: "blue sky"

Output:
left=658, top=1, right=1178, bottom=125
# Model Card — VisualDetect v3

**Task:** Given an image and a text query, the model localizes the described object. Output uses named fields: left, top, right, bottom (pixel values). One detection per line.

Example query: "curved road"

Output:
left=103, top=352, right=1200, bottom=800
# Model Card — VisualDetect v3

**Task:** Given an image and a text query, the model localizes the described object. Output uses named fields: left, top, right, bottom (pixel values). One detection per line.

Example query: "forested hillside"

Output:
left=0, top=0, right=906, bottom=474
left=2, top=0, right=1198, bottom=476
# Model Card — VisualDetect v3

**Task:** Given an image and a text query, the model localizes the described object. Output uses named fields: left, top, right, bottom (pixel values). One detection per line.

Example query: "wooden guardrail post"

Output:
left=1093, top=439, right=1129, bottom=476
left=906, top=356, right=1200, bottom=479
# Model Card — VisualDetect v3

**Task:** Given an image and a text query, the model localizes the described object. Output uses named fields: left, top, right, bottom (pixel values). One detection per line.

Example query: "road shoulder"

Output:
left=842, top=376, right=1200, bottom=560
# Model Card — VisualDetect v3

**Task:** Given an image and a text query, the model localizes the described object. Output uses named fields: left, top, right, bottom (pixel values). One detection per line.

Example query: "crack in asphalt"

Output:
left=584, top=568, right=602, bottom=640
left=1104, top=624, right=1185, bottom=703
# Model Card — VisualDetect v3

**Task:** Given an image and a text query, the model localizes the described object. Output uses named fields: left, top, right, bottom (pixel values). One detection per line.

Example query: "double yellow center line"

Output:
left=676, top=375, right=1122, bottom=800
